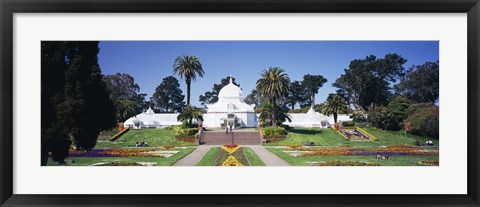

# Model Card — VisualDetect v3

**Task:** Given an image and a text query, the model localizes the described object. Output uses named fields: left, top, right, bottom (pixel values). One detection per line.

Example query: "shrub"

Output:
left=341, top=121, right=355, bottom=127
left=262, top=127, right=287, bottom=137
left=405, top=105, right=439, bottom=139
left=177, top=128, right=198, bottom=136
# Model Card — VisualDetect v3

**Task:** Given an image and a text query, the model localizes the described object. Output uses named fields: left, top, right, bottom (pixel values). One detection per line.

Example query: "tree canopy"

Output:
left=394, top=61, right=439, bottom=104
left=42, top=41, right=116, bottom=165
left=302, top=74, right=327, bottom=108
left=103, top=73, right=146, bottom=121
left=173, top=54, right=204, bottom=106
left=151, top=76, right=185, bottom=113
left=333, top=54, right=407, bottom=110
left=256, top=67, right=291, bottom=127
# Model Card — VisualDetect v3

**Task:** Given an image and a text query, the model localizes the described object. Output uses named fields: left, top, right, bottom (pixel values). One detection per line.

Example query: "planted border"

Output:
left=109, top=128, right=129, bottom=141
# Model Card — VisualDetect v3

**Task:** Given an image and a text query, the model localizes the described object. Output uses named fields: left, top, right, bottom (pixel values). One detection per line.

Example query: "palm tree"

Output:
left=321, top=94, right=349, bottom=123
left=256, top=67, right=291, bottom=127
left=177, top=106, right=204, bottom=127
left=115, top=98, right=140, bottom=122
left=173, top=54, right=204, bottom=107
left=257, top=103, right=292, bottom=126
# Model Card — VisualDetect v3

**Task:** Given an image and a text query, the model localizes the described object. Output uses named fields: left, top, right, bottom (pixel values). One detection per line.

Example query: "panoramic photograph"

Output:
left=41, top=41, right=439, bottom=166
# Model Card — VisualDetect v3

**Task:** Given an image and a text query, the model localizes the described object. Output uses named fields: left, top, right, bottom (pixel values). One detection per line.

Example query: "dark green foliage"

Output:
left=61, top=42, right=116, bottom=149
left=321, top=93, right=349, bottom=123
left=257, top=102, right=292, bottom=127
left=342, top=121, right=355, bottom=127
left=367, top=96, right=412, bottom=131
left=394, top=61, right=439, bottom=104
left=177, top=106, right=204, bottom=127
left=244, top=89, right=264, bottom=107
left=285, top=80, right=307, bottom=110
left=42, top=42, right=68, bottom=165
left=405, top=105, right=439, bottom=139
left=103, top=73, right=147, bottom=110
left=256, top=67, right=291, bottom=127
left=199, top=76, right=239, bottom=107
left=386, top=96, right=412, bottom=130
left=262, top=127, right=287, bottom=137
left=151, top=76, right=185, bottom=113
left=41, top=41, right=116, bottom=165
left=333, top=54, right=407, bottom=110
left=301, top=74, right=327, bottom=107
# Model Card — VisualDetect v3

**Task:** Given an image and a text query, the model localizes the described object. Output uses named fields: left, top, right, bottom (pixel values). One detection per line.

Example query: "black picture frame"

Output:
left=1, top=0, right=479, bottom=206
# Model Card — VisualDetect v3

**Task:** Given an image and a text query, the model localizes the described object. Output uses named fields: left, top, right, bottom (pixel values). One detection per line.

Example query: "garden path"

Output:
left=248, top=145, right=291, bottom=166
left=173, top=145, right=216, bottom=166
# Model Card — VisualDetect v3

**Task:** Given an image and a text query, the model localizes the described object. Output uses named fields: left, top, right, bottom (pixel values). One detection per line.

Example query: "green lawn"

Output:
left=265, top=127, right=438, bottom=149
left=264, top=128, right=347, bottom=146
left=47, top=147, right=196, bottom=166
left=267, top=147, right=439, bottom=166
left=95, top=129, right=196, bottom=148
left=243, top=147, right=266, bottom=166
left=196, top=147, right=220, bottom=166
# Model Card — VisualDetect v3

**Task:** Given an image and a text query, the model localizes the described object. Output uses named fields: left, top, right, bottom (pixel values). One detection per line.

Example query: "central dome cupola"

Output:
left=218, top=77, right=244, bottom=102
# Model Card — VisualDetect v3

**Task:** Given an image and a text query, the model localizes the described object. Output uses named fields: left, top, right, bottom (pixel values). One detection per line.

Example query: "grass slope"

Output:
left=95, top=129, right=196, bottom=148
left=196, top=147, right=220, bottom=166
left=265, top=127, right=438, bottom=148
left=243, top=147, right=266, bottom=166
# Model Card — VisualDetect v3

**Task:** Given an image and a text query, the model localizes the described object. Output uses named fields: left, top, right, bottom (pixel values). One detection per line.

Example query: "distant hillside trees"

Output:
left=302, top=74, right=327, bottom=108
left=103, top=73, right=146, bottom=122
left=394, top=61, right=439, bottom=104
left=333, top=54, right=407, bottom=110
left=151, top=76, right=185, bottom=113
left=41, top=41, right=116, bottom=165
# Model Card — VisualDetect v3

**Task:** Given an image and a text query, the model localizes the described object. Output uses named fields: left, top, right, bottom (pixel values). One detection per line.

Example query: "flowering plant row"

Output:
left=222, top=155, right=244, bottom=166
left=418, top=160, right=439, bottom=166
left=221, top=144, right=240, bottom=154
left=309, top=161, right=380, bottom=166
left=69, top=148, right=177, bottom=157
left=291, top=147, right=438, bottom=157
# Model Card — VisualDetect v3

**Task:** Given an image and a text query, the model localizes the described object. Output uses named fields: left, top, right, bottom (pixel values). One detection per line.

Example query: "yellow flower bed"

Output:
left=221, top=146, right=241, bottom=154
left=222, top=155, right=243, bottom=166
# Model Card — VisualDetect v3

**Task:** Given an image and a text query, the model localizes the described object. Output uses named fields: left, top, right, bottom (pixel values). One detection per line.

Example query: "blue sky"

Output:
left=98, top=41, right=439, bottom=108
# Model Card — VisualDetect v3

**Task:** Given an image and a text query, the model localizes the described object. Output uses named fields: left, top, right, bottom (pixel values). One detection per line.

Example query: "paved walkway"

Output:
left=174, top=145, right=291, bottom=166
left=248, top=145, right=291, bottom=166
left=173, top=145, right=216, bottom=166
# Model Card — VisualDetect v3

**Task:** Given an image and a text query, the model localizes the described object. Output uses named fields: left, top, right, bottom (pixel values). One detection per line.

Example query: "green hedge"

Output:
left=170, top=125, right=198, bottom=136
left=262, top=127, right=287, bottom=137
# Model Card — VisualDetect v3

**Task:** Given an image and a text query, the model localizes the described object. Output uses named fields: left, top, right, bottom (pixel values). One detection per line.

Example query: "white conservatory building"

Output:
left=124, top=77, right=352, bottom=129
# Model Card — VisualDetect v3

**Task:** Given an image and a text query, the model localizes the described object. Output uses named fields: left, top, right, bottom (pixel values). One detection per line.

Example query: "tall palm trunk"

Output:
left=186, top=79, right=191, bottom=107
left=334, top=112, right=338, bottom=123
left=272, top=98, right=277, bottom=127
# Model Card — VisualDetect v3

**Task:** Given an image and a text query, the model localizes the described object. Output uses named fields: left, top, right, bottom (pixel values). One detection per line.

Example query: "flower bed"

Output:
left=214, top=145, right=250, bottom=166
left=281, top=146, right=439, bottom=157
left=418, top=160, right=439, bottom=166
left=308, top=161, right=380, bottom=166
left=175, top=137, right=196, bottom=143
left=69, top=148, right=180, bottom=158
left=265, top=137, right=286, bottom=143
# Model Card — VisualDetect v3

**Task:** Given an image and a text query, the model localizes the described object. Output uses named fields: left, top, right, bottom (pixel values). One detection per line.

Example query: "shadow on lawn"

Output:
left=289, top=129, right=323, bottom=135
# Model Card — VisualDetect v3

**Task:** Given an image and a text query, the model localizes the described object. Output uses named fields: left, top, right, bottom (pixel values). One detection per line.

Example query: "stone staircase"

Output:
left=201, top=131, right=262, bottom=145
